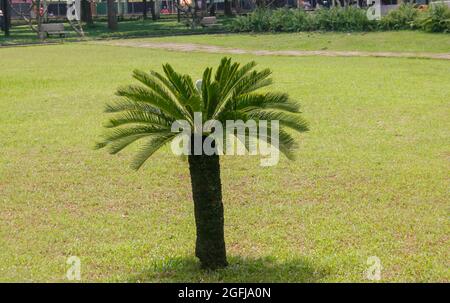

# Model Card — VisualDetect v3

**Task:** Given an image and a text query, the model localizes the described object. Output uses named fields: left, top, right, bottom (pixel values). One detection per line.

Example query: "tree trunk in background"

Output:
left=188, top=139, right=227, bottom=270
left=193, top=0, right=200, bottom=26
left=209, top=0, right=215, bottom=16
left=1, top=0, right=11, bottom=36
left=224, top=0, right=232, bottom=16
left=149, top=0, right=156, bottom=20
left=107, top=0, right=117, bottom=30
left=255, top=0, right=265, bottom=8
left=143, top=0, right=148, bottom=19
left=201, top=0, right=206, bottom=15
left=36, top=0, right=44, bottom=38
left=233, top=0, right=240, bottom=14
left=154, top=0, right=160, bottom=19
left=81, top=0, right=93, bottom=25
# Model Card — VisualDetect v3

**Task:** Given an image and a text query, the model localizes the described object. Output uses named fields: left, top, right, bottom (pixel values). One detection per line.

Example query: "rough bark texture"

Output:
left=188, top=143, right=227, bottom=270
left=107, top=0, right=117, bottom=30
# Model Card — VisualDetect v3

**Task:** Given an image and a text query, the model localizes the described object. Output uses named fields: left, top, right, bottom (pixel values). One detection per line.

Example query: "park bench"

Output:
left=40, top=23, right=67, bottom=38
left=200, top=16, right=217, bottom=28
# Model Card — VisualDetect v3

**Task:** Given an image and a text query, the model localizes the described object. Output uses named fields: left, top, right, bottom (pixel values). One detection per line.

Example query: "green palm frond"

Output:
left=132, top=69, right=190, bottom=117
left=212, top=68, right=273, bottom=119
left=95, top=126, right=171, bottom=154
left=104, top=110, right=173, bottom=129
left=232, top=93, right=301, bottom=113
left=130, top=133, right=176, bottom=170
left=162, top=64, right=198, bottom=104
left=97, top=57, right=308, bottom=169
left=231, top=68, right=273, bottom=97
left=246, top=109, right=309, bottom=133
left=104, top=99, right=160, bottom=114
left=116, top=85, right=185, bottom=120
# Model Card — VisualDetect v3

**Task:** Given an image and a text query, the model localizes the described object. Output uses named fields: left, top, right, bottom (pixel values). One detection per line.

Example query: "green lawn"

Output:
left=0, top=39, right=449, bottom=282
left=142, top=31, right=450, bottom=53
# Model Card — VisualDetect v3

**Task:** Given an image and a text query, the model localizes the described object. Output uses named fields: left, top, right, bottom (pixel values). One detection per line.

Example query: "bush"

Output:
left=379, top=3, right=420, bottom=30
left=229, top=5, right=450, bottom=33
left=229, top=9, right=272, bottom=32
left=229, top=7, right=375, bottom=33
left=315, top=7, right=376, bottom=32
left=417, top=3, right=450, bottom=33
left=269, top=8, right=315, bottom=32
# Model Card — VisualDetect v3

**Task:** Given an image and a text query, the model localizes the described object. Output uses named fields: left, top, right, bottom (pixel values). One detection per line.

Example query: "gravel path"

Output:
left=98, top=41, right=450, bottom=60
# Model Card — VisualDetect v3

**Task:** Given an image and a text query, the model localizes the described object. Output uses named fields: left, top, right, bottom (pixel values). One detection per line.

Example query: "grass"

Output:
left=0, top=39, right=449, bottom=282
left=141, top=31, right=450, bottom=53
left=0, top=18, right=229, bottom=45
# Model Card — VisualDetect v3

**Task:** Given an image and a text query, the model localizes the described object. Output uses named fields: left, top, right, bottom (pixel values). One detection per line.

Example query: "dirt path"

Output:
left=97, top=40, right=450, bottom=60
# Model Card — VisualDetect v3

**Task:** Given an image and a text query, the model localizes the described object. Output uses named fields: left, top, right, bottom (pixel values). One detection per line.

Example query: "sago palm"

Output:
left=96, top=57, right=308, bottom=269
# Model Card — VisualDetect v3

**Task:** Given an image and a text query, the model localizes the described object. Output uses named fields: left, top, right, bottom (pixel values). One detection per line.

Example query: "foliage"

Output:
left=96, top=57, right=308, bottom=169
left=379, top=3, right=420, bottom=30
left=229, top=9, right=273, bottom=32
left=230, top=8, right=375, bottom=32
left=417, top=3, right=450, bottom=33
left=230, top=5, right=450, bottom=33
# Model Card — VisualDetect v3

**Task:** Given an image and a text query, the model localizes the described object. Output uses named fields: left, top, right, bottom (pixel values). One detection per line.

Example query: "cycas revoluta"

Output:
left=96, top=57, right=308, bottom=269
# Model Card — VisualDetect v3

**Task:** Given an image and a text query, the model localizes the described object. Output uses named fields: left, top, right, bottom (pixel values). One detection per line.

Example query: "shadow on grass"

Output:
left=128, top=256, right=329, bottom=282
left=1, top=19, right=230, bottom=45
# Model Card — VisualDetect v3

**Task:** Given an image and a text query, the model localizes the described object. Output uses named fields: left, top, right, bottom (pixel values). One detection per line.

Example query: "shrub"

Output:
left=269, top=8, right=315, bottom=32
left=229, top=7, right=375, bottom=32
left=229, top=9, right=273, bottom=32
left=379, top=3, right=420, bottom=30
left=315, top=7, right=376, bottom=32
left=229, top=15, right=253, bottom=32
left=417, top=3, right=450, bottom=33
left=228, top=5, right=450, bottom=33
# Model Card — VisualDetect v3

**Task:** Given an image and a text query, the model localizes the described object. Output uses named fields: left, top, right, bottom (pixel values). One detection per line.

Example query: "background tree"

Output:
left=149, top=0, right=156, bottom=20
left=1, top=0, right=11, bottom=36
left=224, top=0, right=232, bottom=16
left=201, top=0, right=206, bottom=15
left=81, top=0, right=93, bottom=26
left=209, top=0, right=215, bottom=16
left=107, top=0, right=117, bottom=30
left=143, top=0, right=147, bottom=19
left=96, top=58, right=309, bottom=269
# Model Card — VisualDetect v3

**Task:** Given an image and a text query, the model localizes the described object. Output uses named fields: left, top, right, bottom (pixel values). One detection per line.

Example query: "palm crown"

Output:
left=96, top=57, right=308, bottom=169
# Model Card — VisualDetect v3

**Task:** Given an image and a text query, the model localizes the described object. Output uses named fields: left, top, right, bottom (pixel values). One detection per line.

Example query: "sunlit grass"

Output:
left=0, top=42, right=449, bottom=282
left=141, top=31, right=450, bottom=53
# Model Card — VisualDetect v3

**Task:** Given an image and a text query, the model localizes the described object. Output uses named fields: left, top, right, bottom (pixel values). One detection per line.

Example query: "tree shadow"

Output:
left=127, top=256, right=330, bottom=282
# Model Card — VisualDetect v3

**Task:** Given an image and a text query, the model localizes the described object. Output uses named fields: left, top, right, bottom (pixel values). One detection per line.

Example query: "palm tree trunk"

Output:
left=107, top=0, right=118, bottom=30
left=188, top=151, right=227, bottom=270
